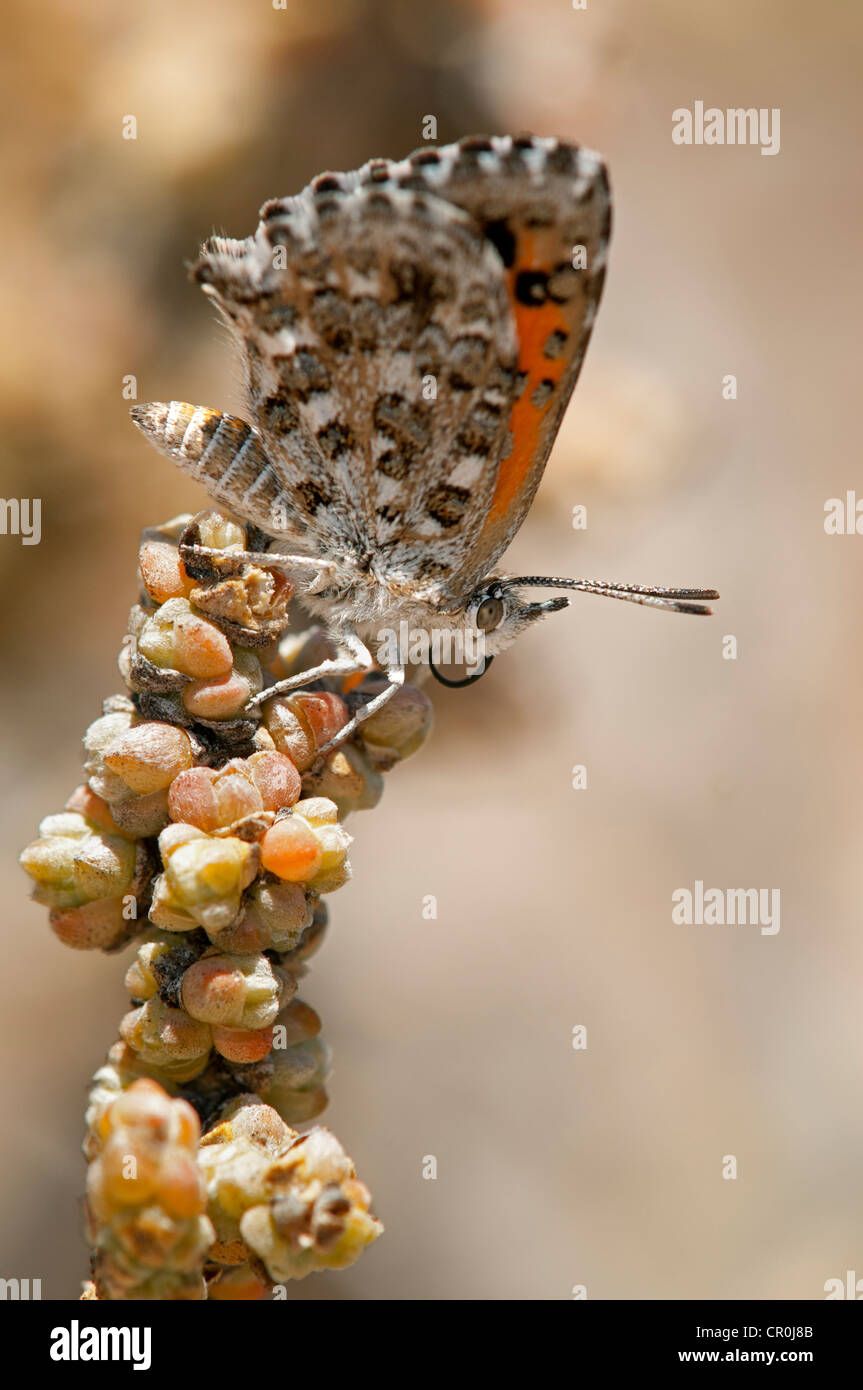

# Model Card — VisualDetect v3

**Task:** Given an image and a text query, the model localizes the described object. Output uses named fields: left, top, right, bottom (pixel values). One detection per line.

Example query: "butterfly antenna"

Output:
left=503, top=577, right=719, bottom=616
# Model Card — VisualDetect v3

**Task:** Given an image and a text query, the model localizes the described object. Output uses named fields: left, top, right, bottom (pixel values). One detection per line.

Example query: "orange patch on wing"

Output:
left=486, top=238, right=569, bottom=528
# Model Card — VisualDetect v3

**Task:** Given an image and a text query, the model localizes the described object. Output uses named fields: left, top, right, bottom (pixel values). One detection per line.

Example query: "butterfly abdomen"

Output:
left=130, top=401, right=286, bottom=524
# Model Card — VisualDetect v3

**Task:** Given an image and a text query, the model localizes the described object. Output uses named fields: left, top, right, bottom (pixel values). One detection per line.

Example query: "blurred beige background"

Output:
left=2, top=0, right=861, bottom=1299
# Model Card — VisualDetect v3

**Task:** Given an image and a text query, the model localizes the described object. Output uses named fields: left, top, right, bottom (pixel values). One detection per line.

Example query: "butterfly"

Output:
left=131, top=134, right=717, bottom=743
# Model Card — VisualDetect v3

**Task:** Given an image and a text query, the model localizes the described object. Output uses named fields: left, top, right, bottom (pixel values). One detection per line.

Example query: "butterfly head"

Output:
left=466, top=578, right=569, bottom=654
left=429, top=575, right=718, bottom=687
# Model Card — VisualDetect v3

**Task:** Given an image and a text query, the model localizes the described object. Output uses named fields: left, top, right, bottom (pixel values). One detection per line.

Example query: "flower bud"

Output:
left=20, top=812, right=136, bottom=910
left=85, top=1078, right=212, bottom=1301
left=109, top=788, right=171, bottom=839
left=262, top=691, right=349, bottom=771
left=182, top=648, right=262, bottom=720
left=260, top=817, right=322, bottom=883
left=260, top=798, right=350, bottom=891
left=246, top=750, right=302, bottom=812
left=210, top=1024, right=275, bottom=1064
left=217, top=879, right=312, bottom=953
left=155, top=824, right=259, bottom=936
left=138, top=598, right=234, bottom=679
left=198, top=1097, right=381, bottom=1282
left=195, top=511, right=247, bottom=552
left=302, top=741, right=384, bottom=816
left=119, top=998, right=212, bottom=1080
left=138, top=539, right=195, bottom=605
left=360, top=681, right=434, bottom=766
left=103, top=722, right=194, bottom=794
left=50, top=897, right=136, bottom=952
left=263, top=1033, right=331, bottom=1125
left=181, top=952, right=287, bottom=1030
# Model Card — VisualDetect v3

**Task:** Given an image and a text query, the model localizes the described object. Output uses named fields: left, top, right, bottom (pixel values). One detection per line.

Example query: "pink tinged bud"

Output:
left=211, top=1024, right=274, bottom=1063
left=187, top=959, right=246, bottom=1026
left=168, top=767, right=221, bottom=831
left=181, top=960, right=247, bottom=1025
left=182, top=671, right=252, bottom=720
left=181, top=954, right=279, bottom=1028
left=276, top=999, right=322, bottom=1046
left=89, top=1152, right=154, bottom=1211
left=247, top=750, right=302, bottom=812
left=65, top=785, right=135, bottom=839
left=103, top=723, right=194, bottom=794
left=171, top=611, right=234, bottom=679
left=138, top=540, right=195, bottom=604
left=263, top=691, right=349, bottom=771
left=50, top=898, right=133, bottom=951
left=292, top=692, right=350, bottom=751
left=212, top=772, right=263, bottom=826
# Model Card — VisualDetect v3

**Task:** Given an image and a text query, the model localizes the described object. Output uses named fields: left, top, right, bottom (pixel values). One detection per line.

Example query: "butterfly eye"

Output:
left=475, top=595, right=504, bottom=632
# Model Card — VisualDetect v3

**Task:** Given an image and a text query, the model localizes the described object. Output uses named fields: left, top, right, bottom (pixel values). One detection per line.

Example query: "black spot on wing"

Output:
left=448, top=335, right=491, bottom=391
left=273, top=352, right=332, bottom=401
left=543, top=329, right=568, bottom=359
left=310, top=289, right=352, bottom=351
left=456, top=400, right=506, bottom=457
left=373, top=394, right=432, bottom=474
left=483, top=218, right=517, bottom=269
left=296, top=479, right=334, bottom=514
left=531, top=379, right=556, bottom=409
left=514, top=269, right=549, bottom=306
left=260, top=393, right=302, bottom=435
left=426, top=483, right=471, bottom=529
left=316, top=420, right=355, bottom=460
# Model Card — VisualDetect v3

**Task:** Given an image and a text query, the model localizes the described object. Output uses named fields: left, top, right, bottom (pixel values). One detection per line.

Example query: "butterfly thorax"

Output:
left=295, top=552, right=462, bottom=636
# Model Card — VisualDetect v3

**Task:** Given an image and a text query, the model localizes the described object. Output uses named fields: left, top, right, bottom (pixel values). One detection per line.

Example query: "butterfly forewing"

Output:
left=378, top=136, right=611, bottom=582
left=193, top=177, right=520, bottom=591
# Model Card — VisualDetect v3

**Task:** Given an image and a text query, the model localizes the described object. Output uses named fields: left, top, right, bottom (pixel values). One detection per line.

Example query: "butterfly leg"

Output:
left=314, top=665, right=406, bottom=756
left=245, top=631, right=376, bottom=711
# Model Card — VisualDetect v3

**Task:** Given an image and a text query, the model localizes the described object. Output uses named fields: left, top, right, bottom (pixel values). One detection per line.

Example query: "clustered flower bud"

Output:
left=119, top=933, right=294, bottom=1078
left=19, top=802, right=152, bottom=951
left=85, top=1079, right=213, bottom=1300
left=151, top=822, right=261, bottom=936
left=199, top=1095, right=382, bottom=1284
left=22, top=510, right=433, bottom=1298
